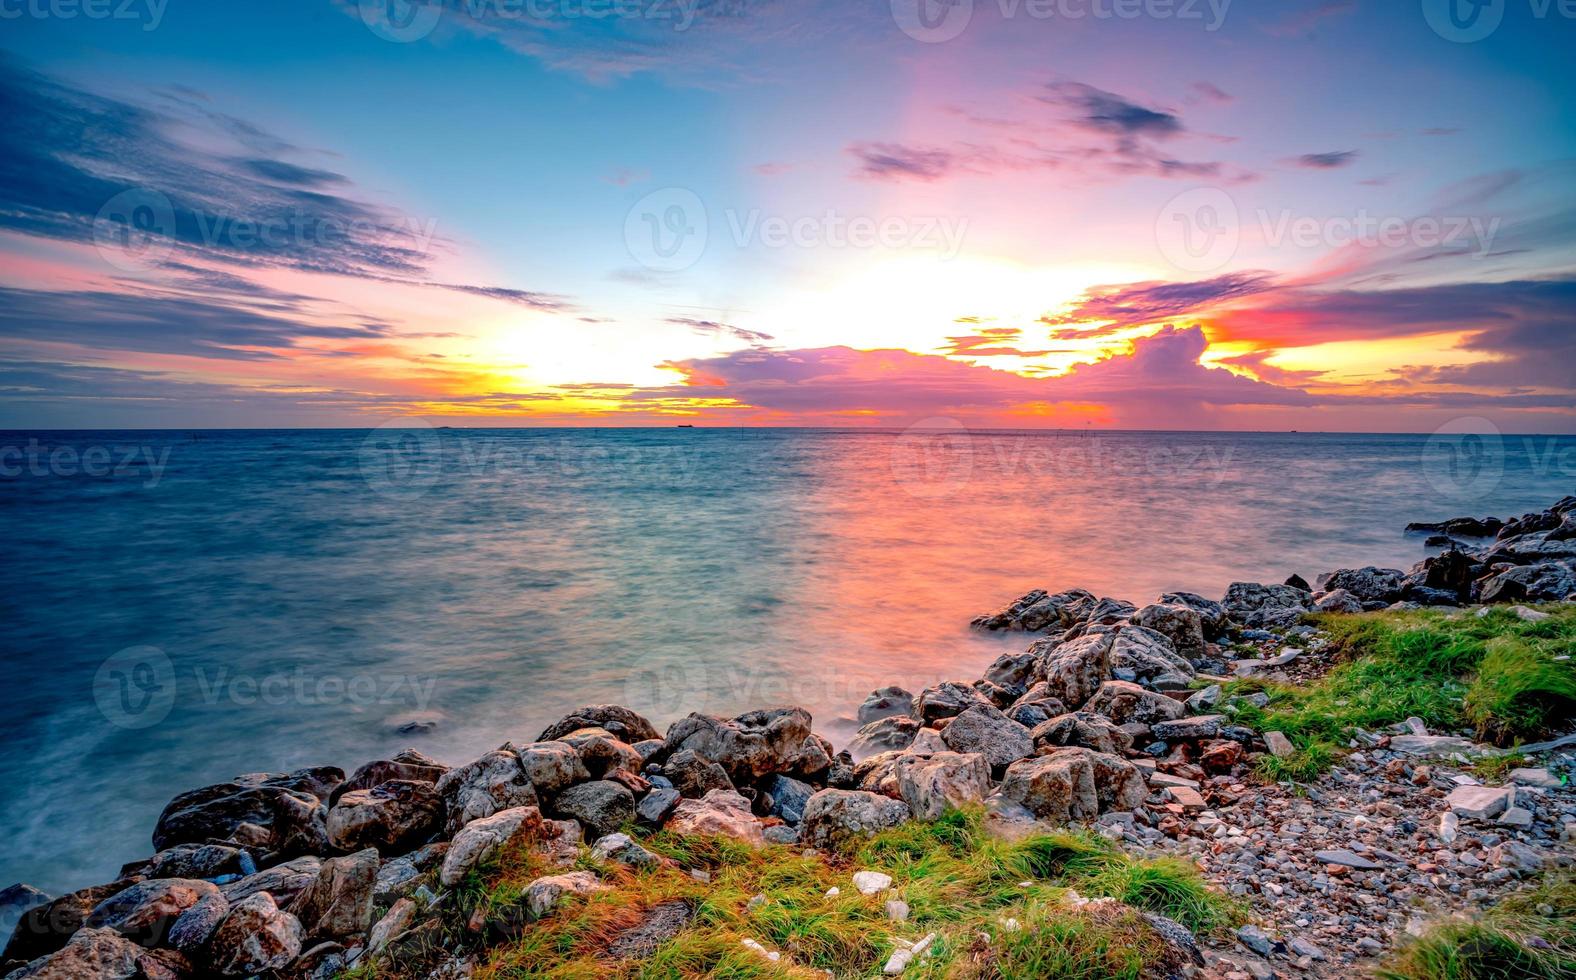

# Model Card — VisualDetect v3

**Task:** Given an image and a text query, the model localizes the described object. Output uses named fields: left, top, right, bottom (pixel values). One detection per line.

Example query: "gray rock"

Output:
left=939, top=704, right=1034, bottom=768
left=1313, top=849, right=1385, bottom=870
left=440, top=806, right=542, bottom=886
left=538, top=705, right=660, bottom=744
left=763, top=774, right=815, bottom=824
left=288, top=847, right=379, bottom=942
left=1151, top=715, right=1225, bottom=741
left=551, top=781, right=635, bottom=838
left=1081, top=680, right=1186, bottom=726
left=800, top=790, right=911, bottom=849
left=857, top=687, right=915, bottom=725
left=434, top=749, right=538, bottom=834
left=207, top=892, right=304, bottom=975
left=894, top=752, right=992, bottom=820
left=663, top=707, right=815, bottom=781
left=911, top=682, right=993, bottom=724
left=86, top=878, right=219, bottom=946
left=1132, top=603, right=1207, bottom=661
left=636, top=788, right=681, bottom=826
left=1030, top=711, right=1133, bottom=756
left=1447, top=785, right=1513, bottom=820
left=847, top=716, right=921, bottom=761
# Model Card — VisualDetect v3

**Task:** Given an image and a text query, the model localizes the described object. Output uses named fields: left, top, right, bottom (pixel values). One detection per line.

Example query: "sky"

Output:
left=1, top=0, right=1574, bottom=430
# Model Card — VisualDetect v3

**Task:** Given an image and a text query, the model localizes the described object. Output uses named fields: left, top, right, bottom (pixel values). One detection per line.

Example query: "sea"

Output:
left=2, top=426, right=1573, bottom=894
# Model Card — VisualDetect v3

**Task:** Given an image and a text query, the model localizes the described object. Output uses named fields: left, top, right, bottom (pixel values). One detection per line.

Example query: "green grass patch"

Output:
left=1378, top=873, right=1576, bottom=980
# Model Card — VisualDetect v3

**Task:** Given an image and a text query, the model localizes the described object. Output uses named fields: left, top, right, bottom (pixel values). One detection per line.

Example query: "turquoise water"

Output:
left=2, top=426, right=1572, bottom=893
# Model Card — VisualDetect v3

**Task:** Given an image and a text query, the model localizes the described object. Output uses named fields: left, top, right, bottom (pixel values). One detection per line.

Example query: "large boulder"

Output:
left=911, top=682, right=993, bottom=723
left=1107, top=627, right=1195, bottom=690
left=435, top=749, right=538, bottom=835
left=996, top=750, right=1099, bottom=822
left=550, top=781, right=635, bottom=838
left=207, top=892, right=304, bottom=976
left=664, top=790, right=764, bottom=845
left=219, top=856, right=322, bottom=905
left=1312, top=588, right=1363, bottom=613
left=3, top=883, right=132, bottom=964
left=971, top=588, right=1094, bottom=631
left=1159, top=592, right=1229, bottom=637
left=522, top=871, right=608, bottom=922
left=1317, top=567, right=1405, bottom=604
left=1085, top=597, right=1137, bottom=625
left=1405, top=550, right=1482, bottom=602
left=440, top=806, right=543, bottom=887
left=1, top=927, right=156, bottom=980
left=1479, top=561, right=1576, bottom=603
left=1131, top=604, right=1206, bottom=661
left=663, top=707, right=814, bottom=782
left=556, top=728, right=644, bottom=779
left=336, top=751, right=448, bottom=800
left=85, top=878, right=219, bottom=947
left=894, top=752, right=991, bottom=820
left=503, top=741, right=591, bottom=796
left=152, top=781, right=328, bottom=855
left=662, top=748, right=736, bottom=798
left=938, top=705, right=1034, bottom=769
left=799, top=790, right=911, bottom=849
left=325, top=780, right=441, bottom=854
left=167, top=892, right=229, bottom=953
left=1031, top=633, right=1114, bottom=708
left=129, top=844, right=247, bottom=881
left=846, top=716, right=920, bottom=761
left=1031, top=712, right=1133, bottom=756
left=857, top=687, right=914, bottom=725
left=1222, top=582, right=1309, bottom=629
left=981, top=653, right=1039, bottom=698
left=287, top=848, right=378, bottom=943
left=763, top=774, right=815, bottom=824
left=538, top=705, right=659, bottom=744
left=1081, top=680, right=1186, bottom=726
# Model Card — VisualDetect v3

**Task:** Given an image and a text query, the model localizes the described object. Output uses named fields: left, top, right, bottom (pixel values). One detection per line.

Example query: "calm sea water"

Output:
left=3, top=426, right=1573, bottom=894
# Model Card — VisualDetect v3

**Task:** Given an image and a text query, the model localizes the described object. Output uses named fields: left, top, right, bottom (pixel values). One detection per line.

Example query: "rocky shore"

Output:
left=2, top=496, right=1574, bottom=979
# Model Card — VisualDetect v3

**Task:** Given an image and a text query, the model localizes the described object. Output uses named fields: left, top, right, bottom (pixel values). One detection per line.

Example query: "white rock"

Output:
left=852, top=871, right=893, bottom=895
left=440, top=806, right=539, bottom=886
left=825, top=887, right=840, bottom=898
left=1438, top=811, right=1459, bottom=844
left=1447, top=785, right=1514, bottom=820
left=885, top=899, right=910, bottom=922
left=1509, top=767, right=1563, bottom=788
left=741, top=938, right=780, bottom=962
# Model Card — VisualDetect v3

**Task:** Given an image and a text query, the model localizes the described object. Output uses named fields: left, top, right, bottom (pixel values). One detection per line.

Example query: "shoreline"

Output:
left=3, top=494, right=1574, bottom=978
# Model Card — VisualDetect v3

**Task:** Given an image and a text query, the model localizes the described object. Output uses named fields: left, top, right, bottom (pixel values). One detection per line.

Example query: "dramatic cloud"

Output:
left=1046, top=272, right=1277, bottom=336
left=1044, top=82, right=1182, bottom=139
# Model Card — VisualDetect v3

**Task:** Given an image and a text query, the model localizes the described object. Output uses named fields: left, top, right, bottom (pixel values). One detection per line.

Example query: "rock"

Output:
left=882, top=931, right=936, bottom=975
left=661, top=748, right=736, bottom=798
left=367, top=898, right=417, bottom=953
left=1082, top=680, right=1186, bottom=726
left=636, top=788, right=681, bottom=826
left=336, top=754, right=448, bottom=799
left=1314, top=849, right=1384, bottom=870
left=151, top=781, right=329, bottom=855
left=1222, top=582, right=1310, bottom=628
left=972, top=588, right=1094, bottom=631
left=1263, top=731, right=1295, bottom=757
left=1489, top=840, right=1546, bottom=871
left=440, top=806, right=543, bottom=886
left=1107, top=626, right=1196, bottom=689
left=372, top=843, right=445, bottom=906
left=286, top=941, right=347, bottom=980
left=853, top=751, right=906, bottom=796
left=1004, top=698, right=1066, bottom=728
left=287, top=848, right=378, bottom=943
left=507, top=741, right=591, bottom=795
left=1151, top=715, right=1225, bottom=741
left=847, top=716, right=920, bottom=761
left=858, top=687, right=915, bottom=724
left=1497, top=806, right=1534, bottom=828
left=894, top=752, right=992, bottom=820
left=207, top=892, right=304, bottom=975
left=800, top=790, right=911, bottom=849
left=939, top=704, right=1034, bottom=768
left=325, top=780, right=442, bottom=853
left=885, top=899, right=910, bottom=922
left=1159, top=592, right=1230, bottom=637
left=1199, top=739, right=1243, bottom=774
left=1165, top=786, right=1206, bottom=812
left=1237, top=924, right=1275, bottom=957
left=1438, top=811, right=1459, bottom=844
left=1318, top=567, right=1405, bottom=604
left=1447, top=785, right=1513, bottom=820
left=1511, top=605, right=1551, bottom=622
left=763, top=826, right=800, bottom=845
left=220, top=855, right=321, bottom=905
left=1184, top=684, right=1222, bottom=713
left=434, top=749, right=538, bottom=834
left=907, top=727, right=948, bottom=755
left=997, top=749, right=1099, bottom=821
left=607, top=900, right=693, bottom=959
left=982, top=653, right=1039, bottom=697
left=0, top=927, right=152, bottom=980
left=911, top=682, right=993, bottom=723
left=852, top=871, right=893, bottom=895
left=663, top=707, right=814, bottom=781
left=1132, top=603, right=1206, bottom=660
left=1509, top=767, right=1563, bottom=788
left=556, top=728, right=644, bottom=780
left=763, top=774, right=815, bottom=824
left=0, top=884, right=51, bottom=950
left=167, top=892, right=229, bottom=952
left=1388, top=734, right=1483, bottom=757
left=85, top=878, right=219, bottom=946
left=132, top=843, right=247, bottom=881
left=666, top=790, right=765, bottom=845
left=1313, top=588, right=1364, bottom=613
left=538, top=705, right=659, bottom=744
left=522, top=871, right=607, bottom=921
left=1289, top=936, right=1325, bottom=961
left=590, top=832, right=662, bottom=869
left=1033, top=633, right=1115, bottom=707
left=1085, top=596, right=1137, bottom=625
left=551, top=781, right=635, bottom=838
left=1031, top=711, right=1132, bottom=756
left=1480, top=561, right=1576, bottom=603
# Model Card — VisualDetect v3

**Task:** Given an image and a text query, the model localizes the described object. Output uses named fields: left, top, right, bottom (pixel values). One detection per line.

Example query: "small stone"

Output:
left=1314, top=849, right=1384, bottom=870
left=1509, top=768, right=1562, bottom=788
left=1497, top=807, right=1534, bottom=829
left=1289, top=937, right=1324, bottom=960
left=1236, top=924, right=1274, bottom=956
left=852, top=871, right=893, bottom=895
left=1263, top=732, right=1295, bottom=758
left=1439, top=812, right=1459, bottom=844
left=885, top=899, right=909, bottom=922
left=1447, top=785, right=1513, bottom=820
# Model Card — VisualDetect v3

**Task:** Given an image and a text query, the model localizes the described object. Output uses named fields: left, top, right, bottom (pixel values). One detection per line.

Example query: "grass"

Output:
left=1224, top=604, right=1576, bottom=779
left=1379, top=873, right=1576, bottom=980
left=345, top=807, right=1241, bottom=979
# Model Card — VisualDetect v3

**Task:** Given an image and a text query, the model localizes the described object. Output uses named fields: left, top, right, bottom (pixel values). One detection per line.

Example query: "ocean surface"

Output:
left=3, top=426, right=1573, bottom=894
